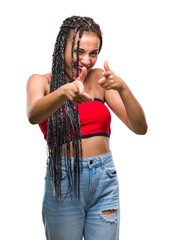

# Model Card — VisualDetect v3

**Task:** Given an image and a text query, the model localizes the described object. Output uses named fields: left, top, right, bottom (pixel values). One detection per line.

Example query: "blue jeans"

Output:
left=42, top=150, right=120, bottom=240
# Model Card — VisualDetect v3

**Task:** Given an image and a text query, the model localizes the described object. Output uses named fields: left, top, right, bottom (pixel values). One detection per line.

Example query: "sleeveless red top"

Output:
left=39, top=98, right=111, bottom=141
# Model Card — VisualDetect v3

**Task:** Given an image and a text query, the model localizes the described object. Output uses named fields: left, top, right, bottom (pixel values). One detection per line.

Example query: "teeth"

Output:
left=74, top=65, right=90, bottom=71
left=74, top=65, right=82, bottom=70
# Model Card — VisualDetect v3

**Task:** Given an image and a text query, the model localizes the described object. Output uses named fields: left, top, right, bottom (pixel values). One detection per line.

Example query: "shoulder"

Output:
left=27, top=73, right=50, bottom=95
left=89, top=68, right=103, bottom=77
left=27, top=73, right=50, bottom=85
left=86, top=68, right=104, bottom=82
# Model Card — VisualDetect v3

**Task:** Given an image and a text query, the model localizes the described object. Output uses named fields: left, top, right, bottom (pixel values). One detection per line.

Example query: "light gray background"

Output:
left=1, top=0, right=173, bottom=239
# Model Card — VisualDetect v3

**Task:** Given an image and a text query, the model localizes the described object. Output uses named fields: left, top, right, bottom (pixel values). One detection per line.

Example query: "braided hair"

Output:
left=47, top=16, right=103, bottom=203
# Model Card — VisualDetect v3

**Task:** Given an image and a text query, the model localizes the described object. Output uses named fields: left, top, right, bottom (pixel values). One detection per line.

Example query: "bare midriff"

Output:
left=61, top=135, right=110, bottom=158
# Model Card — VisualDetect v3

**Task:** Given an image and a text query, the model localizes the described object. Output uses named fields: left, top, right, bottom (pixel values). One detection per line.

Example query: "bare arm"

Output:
left=117, top=84, right=147, bottom=134
left=26, top=74, right=68, bottom=124
left=105, top=86, right=147, bottom=135
left=98, top=61, right=148, bottom=135
left=26, top=68, right=93, bottom=124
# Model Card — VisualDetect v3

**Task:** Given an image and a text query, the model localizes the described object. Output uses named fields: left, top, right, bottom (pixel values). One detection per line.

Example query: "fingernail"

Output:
left=79, top=92, right=82, bottom=95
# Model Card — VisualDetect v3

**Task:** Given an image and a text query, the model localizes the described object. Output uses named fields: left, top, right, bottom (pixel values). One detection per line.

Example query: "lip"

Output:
left=73, top=65, right=82, bottom=78
left=73, top=64, right=91, bottom=78
left=74, top=64, right=90, bottom=70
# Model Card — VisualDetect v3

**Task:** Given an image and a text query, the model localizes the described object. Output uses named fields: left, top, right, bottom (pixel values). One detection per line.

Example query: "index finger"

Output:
left=80, top=92, right=94, bottom=102
left=78, top=67, right=87, bottom=83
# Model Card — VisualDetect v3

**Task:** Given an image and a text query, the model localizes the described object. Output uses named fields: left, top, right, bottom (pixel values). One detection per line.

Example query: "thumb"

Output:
left=104, top=60, right=111, bottom=72
left=78, top=67, right=87, bottom=83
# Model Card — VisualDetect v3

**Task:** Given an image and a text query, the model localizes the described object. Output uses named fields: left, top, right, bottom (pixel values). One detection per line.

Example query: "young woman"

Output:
left=27, top=16, right=147, bottom=240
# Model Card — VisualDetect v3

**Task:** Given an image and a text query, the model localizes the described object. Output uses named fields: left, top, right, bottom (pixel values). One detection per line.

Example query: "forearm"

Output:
left=27, top=85, right=68, bottom=124
left=118, top=84, right=148, bottom=134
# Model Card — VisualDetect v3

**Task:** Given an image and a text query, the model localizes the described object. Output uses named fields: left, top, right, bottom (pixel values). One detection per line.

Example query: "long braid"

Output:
left=47, top=16, right=103, bottom=203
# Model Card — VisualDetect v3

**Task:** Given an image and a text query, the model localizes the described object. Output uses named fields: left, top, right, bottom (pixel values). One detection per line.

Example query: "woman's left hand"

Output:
left=98, top=60, right=126, bottom=91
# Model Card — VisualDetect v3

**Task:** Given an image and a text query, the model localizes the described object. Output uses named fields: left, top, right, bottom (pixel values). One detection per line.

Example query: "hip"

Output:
left=44, top=150, right=120, bottom=206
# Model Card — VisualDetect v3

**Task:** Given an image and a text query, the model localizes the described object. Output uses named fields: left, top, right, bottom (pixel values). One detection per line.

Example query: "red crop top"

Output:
left=39, top=98, right=111, bottom=142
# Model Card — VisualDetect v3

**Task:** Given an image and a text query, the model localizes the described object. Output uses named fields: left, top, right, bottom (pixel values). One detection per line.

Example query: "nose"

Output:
left=81, top=54, right=91, bottom=67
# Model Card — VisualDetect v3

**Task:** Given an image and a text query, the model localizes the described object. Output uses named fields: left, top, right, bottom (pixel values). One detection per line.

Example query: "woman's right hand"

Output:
left=64, top=67, right=94, bottom=104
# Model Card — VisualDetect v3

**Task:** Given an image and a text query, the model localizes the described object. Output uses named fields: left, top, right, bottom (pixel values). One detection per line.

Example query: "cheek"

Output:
left=91, top=57, right=98, bottom=66
left=64, top=52, right=70, bottom=66
left=73, top=54, right=77, bottom=62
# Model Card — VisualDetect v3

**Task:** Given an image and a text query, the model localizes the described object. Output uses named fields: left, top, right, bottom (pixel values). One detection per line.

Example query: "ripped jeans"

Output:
left=42, top=150, right=120, bottom=240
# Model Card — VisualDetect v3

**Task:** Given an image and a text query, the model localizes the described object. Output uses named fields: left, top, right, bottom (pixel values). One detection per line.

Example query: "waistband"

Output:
left=47, top=150, right=113, bottom=171
left=59, top=150, right=112, bottom=170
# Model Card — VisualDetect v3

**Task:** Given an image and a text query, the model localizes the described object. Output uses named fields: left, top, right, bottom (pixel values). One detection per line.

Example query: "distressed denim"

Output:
left=42, top=150, right=120, bottom=240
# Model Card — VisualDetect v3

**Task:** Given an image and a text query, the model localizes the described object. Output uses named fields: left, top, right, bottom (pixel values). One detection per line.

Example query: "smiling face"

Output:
left=64, top=31, right=100, bottom=82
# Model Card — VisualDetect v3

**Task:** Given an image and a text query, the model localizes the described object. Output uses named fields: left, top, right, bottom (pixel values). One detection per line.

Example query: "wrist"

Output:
left=117, top=81, right=127, bottom=93
left=60, top=84, right=69, bottom=100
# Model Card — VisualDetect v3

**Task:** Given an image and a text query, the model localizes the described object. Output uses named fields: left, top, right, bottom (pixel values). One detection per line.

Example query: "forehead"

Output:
left=67, top=30, right=100, bottom=48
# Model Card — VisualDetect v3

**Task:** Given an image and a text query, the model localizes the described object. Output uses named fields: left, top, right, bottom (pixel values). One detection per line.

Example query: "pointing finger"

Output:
left=81, top=92, right=94, bottom=102
left=104, top=60, right=111, bottom=72
left=78, top=67, right=87, bottom=83
left=98, top=77, right=107, bottom=84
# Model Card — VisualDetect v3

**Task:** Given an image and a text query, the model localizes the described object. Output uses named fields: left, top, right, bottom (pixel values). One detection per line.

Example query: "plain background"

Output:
left=1, top=0, right=174, bottom=239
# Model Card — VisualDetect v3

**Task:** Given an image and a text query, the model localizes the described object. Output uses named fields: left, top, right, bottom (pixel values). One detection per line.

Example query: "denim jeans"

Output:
left=42, top=150, right=120, bottom=240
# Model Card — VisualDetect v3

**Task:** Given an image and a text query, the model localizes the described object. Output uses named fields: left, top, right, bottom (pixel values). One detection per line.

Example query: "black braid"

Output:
left=71, top=28, right=78, bottom=81
left=47, top=16, right=103, bottom=204
left=76, top=28, right=83, bottom=78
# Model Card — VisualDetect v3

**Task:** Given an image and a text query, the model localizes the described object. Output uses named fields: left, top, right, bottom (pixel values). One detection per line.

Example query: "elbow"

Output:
left=28, top=118, right=37, bottom=125
left=129, top=121, right=148, bottom=135
left=135, top=123, right=148, bottom=135
left=143, top=124, right=148, bottom=135
left=137, top=126, right=148, bottom=135
left=27, top=109, right=38, bottom=125
left=28, top=115, right=37, bottom=125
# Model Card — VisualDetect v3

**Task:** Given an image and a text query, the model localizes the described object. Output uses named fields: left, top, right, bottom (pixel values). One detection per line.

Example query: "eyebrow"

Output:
left=74, top=47, right=99, bottom=52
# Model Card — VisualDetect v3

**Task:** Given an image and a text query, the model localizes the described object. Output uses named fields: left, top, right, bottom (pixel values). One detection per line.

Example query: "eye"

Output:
left=74, top=49, right=83, bottom=55
left=91, top=51, right=98, bottom=56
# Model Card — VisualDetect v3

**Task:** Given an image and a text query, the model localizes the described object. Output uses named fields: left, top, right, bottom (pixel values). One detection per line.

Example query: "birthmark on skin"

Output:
left=104, top=72, right=110, bottom=78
